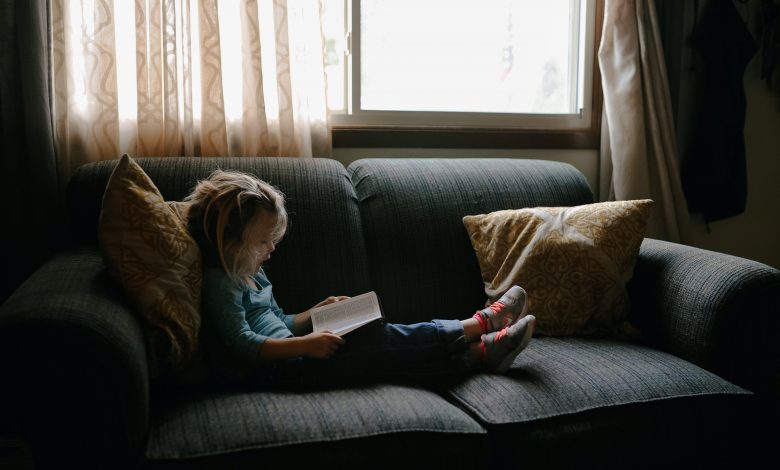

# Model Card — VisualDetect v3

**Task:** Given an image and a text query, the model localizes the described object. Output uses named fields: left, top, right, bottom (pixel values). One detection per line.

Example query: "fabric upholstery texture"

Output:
left=145, top=384, right=485, bottom=461
left=99, top=154, right=202, bottom=366
left=463, top=200, right=653, bottom=336
left=0, top=249, right=151, bottom=460
left=630, top=238, right=780, bottom=393
left=348, top=158, right=594, bottom=324
left=446, top=336, right=751, bottom=426
left=4, top=156, right=775, bottom=468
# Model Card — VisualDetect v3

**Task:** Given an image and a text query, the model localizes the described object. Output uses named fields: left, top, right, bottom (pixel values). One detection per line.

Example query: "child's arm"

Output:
left=258, top=331, right=345, bottom=360
left=261, top=296, right=351, bottom=359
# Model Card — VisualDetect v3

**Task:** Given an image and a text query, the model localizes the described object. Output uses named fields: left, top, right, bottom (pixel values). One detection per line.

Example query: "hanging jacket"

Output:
left=682, top=0, right=758, bottom=223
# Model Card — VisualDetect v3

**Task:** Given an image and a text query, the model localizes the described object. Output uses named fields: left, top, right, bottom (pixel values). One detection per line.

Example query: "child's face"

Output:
left=243, top=210, right=279, bottom=272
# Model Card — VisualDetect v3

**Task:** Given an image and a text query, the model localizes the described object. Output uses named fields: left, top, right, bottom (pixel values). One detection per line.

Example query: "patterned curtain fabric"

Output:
left=598, top=0, right=690, bottom=242
left=50, top=0, right=331, bottom=181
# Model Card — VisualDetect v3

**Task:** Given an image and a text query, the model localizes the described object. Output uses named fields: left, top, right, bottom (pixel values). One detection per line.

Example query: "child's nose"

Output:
left=268, top=242, right=275, bottom=252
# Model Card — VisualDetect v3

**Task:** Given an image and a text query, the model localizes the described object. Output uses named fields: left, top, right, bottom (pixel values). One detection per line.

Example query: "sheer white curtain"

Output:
left=51, top=0, right=330, bottom=180
left=598, top=0, right=689, bottom=242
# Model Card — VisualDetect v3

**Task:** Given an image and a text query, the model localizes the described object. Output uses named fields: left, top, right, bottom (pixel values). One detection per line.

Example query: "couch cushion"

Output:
left=348, top=158, right=594, bottom=325
left=446, top=337, right=759, bottom=467
left=447, top=336, right=751, bottom=426
left=145, top=384, right=485, bottom=466
left=68, top=157, right=371, bottom=315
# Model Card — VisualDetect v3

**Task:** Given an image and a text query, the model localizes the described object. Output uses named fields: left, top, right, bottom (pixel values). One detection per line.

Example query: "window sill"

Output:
left=331, top=125, right=600, bottom=150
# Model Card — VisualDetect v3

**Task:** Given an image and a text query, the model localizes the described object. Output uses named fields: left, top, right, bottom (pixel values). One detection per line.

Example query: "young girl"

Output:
left=185, top=169, right=536, bottom=385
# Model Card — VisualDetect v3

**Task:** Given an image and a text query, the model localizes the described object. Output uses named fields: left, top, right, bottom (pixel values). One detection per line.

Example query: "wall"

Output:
left=683, top=54, right=780, bottom=269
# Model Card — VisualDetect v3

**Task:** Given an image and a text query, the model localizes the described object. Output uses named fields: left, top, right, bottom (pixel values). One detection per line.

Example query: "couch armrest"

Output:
left=629, top=238, right=780, bottom=396
left=0, top=248, right=150, bottom=467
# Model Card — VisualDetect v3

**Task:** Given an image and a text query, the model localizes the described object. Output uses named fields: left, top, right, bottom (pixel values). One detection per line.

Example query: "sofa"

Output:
left=1, top=157, right=778, bottom=469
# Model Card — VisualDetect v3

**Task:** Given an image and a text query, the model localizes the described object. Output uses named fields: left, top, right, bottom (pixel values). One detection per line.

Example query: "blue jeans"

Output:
left=260, top=319, right=467, bottom=388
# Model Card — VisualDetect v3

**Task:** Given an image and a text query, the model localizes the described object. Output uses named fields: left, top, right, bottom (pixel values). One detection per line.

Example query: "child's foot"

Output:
left=481, top=315, right=536, bottom=373
left=472, top=285, right=527, bottom=334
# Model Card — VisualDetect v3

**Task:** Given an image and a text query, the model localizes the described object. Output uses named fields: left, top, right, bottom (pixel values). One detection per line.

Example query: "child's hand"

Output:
left=312, top=296, right=350, bottom=309
left=295, top=296, right=351, bottom=336
left=301, top=331, right=345, bottom=359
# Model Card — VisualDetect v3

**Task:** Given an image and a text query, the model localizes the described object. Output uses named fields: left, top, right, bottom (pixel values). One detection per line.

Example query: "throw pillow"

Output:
left=99, top=154, right=202, bottom=368
left=462, top=200, right=653, bottom=336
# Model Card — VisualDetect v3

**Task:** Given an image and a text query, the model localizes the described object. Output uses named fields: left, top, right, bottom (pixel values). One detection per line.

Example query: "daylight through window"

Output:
left=324, top=0, right=597, bottom=129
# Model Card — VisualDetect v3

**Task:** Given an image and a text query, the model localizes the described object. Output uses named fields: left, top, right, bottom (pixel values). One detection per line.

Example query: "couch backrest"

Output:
left=66, top=157, right=372, bottom=314
left=348, top=158, right=594, bottom=324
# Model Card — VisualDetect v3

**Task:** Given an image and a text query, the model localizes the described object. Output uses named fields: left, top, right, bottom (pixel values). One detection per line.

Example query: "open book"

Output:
left=310, top=291, right=383, bottom=336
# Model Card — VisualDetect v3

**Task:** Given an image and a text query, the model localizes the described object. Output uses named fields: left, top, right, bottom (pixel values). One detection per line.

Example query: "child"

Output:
left=185, top=169, right=536, bottom=385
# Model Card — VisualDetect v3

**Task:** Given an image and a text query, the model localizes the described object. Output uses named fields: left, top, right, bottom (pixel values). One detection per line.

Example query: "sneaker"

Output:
left=481, top=315, right=536, bottom=373
left=473, top=285, right=527, bottom=334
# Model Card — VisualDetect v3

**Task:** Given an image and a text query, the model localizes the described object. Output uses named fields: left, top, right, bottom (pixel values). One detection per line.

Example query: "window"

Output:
left=323, top=0, right=603, bottom=148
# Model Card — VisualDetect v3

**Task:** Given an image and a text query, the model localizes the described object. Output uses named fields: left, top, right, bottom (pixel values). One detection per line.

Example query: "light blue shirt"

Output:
left=202, top=267, right=296, bottom=362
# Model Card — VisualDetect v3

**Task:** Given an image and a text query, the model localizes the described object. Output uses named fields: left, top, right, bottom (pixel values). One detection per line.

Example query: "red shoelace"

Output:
left=472, top=301, right=505, bottom=334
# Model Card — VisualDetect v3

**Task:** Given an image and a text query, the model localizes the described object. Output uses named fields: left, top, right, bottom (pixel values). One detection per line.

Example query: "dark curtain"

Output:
left=654, top=0, right=688, bottom=124
left=0, top=0, right=60, bottom=303
left=655, top=0, right=703, bottom=202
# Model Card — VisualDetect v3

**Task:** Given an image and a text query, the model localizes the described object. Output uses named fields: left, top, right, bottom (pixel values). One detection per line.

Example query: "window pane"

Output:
left=323, top=0, right=346, bottom=111
left=360, top=0, right=578, bottom=114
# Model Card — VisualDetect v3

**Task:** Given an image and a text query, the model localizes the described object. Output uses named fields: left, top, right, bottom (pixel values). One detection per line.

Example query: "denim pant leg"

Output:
left=268, top=319, right=467, bottom=387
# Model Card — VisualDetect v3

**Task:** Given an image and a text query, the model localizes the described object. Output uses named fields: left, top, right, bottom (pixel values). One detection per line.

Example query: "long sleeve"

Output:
left=202, top=269, right=270, bottom=361
left=254, top=270, right=297, bottom=332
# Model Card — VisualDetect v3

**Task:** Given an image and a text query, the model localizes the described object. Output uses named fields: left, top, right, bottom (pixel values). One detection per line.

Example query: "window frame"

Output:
left=331, top=0, right=604, bottom=149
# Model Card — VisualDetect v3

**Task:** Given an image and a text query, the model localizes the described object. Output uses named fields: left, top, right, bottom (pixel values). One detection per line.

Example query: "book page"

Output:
left=310, top=291, right=382, bottom=336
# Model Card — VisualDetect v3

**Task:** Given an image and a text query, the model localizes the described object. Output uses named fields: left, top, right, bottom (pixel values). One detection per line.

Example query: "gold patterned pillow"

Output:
left=463, top=200, right=653, bottom=336
left=98, top=154, right=202, bottom=367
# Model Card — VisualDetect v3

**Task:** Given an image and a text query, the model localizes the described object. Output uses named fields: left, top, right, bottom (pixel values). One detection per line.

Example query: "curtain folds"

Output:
left=51, top=0, right=331, bottom=181
left=0, top=0, right=61, bottom=302
left=598, top=0, right=689, bottom=242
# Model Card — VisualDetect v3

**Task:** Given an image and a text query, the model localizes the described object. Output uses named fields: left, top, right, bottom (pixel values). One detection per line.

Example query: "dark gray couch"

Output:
left=1, top=157, right=778, bottom=469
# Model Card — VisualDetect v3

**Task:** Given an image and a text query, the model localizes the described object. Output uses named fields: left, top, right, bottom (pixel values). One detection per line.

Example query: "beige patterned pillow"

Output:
left=463, top=200, right=653, bottom=336
left=98, top=154, right=202, bottom=367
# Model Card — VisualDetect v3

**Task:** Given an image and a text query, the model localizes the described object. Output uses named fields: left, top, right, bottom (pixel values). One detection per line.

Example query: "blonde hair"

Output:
left=185, top=170, right=287, bottom=284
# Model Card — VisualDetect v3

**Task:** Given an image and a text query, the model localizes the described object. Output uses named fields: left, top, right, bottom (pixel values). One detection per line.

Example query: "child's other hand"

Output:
left=312, top=296, right=350, bottom=309
left=302, top=331, right=345, bottom=359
